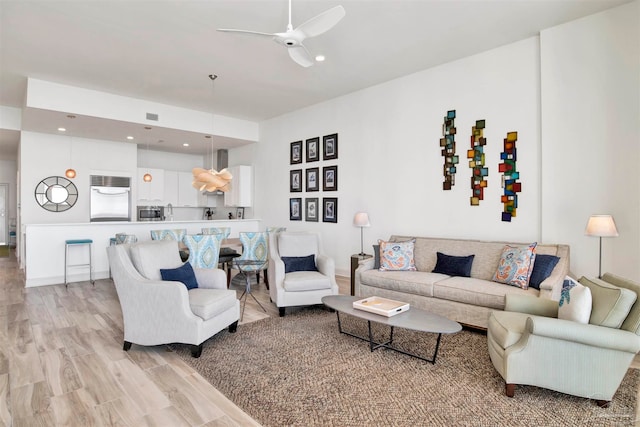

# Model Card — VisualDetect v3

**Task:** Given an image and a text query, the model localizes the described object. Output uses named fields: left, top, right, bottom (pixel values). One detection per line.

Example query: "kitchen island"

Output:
left=23, top=219, right=260, bottom=287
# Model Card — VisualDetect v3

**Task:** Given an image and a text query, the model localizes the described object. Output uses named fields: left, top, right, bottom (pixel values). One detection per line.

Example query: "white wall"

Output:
left=246, top=37, right=541, bottom=276
left=20, top=132, right=138, bottom=226
left=540, top=1, right=640, bottom=280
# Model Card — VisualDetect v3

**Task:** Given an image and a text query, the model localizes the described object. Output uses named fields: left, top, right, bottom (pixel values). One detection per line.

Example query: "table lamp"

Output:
left=585, top=214, right=619, bottom=278
left=353, top=212, right=371, bottom=256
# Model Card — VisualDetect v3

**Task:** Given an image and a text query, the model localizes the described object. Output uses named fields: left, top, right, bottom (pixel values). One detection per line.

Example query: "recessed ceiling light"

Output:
left=58, top=127, right=66, bottom=132
left=126, top=136, right=134, bottom=140
left=183, top=143, right=189, bottom=147
left=315, top=55, right=325, bottom=62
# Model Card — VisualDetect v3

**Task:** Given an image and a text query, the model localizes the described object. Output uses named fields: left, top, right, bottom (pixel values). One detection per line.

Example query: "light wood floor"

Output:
left=2, top=247, right=639, bottom=426
left=0, top=247, right=349, bottom=426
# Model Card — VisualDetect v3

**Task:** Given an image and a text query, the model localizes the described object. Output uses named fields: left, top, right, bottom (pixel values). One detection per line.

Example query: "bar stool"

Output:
left=64, top=239, right=94, bottom=287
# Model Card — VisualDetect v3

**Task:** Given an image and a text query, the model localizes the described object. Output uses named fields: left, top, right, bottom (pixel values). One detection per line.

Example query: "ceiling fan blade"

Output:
left=217, top=28, right=276, bottom=38
left=295, top=5, right=345, bottom=38
left=288, top=45, right=314, bottom=68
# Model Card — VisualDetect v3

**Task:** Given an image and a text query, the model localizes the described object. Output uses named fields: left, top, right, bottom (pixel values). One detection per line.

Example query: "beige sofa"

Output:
left=354, top=236, right=570, bottom=329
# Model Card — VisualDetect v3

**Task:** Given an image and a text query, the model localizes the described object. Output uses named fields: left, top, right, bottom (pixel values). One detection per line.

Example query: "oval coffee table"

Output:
left=322, top=295, right=461, bottom=364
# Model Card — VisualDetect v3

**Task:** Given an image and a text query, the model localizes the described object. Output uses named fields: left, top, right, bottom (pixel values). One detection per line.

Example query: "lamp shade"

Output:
left=353, top=212, right=370, bottom=227
left=585, top=215, right=619, bottom=237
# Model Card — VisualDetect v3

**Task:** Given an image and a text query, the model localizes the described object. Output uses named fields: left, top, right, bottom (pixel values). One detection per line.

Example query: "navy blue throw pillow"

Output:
left=372, top=244, right=380, bottom=269
left=528, top=254, right=560, bottom=289
left=281, top=254, right=318, bottom=273
left=432, top=252, right=475, bottom=277
left=160, top=262, right=199, bottom=290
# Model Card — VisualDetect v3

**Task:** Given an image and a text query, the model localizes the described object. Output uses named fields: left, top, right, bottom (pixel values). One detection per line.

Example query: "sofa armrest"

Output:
left=526, top=316, right=640, bottom=354
left=357, top=257, right=375, bottom=272
left=194, top=268, right=227, bottom=290
left=538, top=245, right=570, bottom=300
left=505, top=294, right=558, bottom=318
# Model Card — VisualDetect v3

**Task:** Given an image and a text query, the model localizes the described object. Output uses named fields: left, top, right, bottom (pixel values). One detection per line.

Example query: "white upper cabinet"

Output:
left=137, top=168, right=165, bottom=204
left=164, top=170, right=179, bottom=206
left=224, top=165, right=253, bottom=207
left=178, top=172, right=201, bottom=207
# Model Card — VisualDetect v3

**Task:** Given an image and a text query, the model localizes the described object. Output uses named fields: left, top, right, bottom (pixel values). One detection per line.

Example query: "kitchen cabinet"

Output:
left=178, top=172, right=202, bottom=207
left=137, top=168, right=164, bottom=204
left=224, top=165, right=252, bottom=207
left=164, top=170, right=179, bottom=206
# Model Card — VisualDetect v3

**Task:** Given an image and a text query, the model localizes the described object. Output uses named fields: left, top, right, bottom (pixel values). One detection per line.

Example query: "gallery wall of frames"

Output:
left=289, top=133, right=338, bottom=223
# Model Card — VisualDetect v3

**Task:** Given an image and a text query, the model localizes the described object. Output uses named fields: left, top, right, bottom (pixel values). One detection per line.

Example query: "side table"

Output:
left=350, top=254, right=373, bottom=295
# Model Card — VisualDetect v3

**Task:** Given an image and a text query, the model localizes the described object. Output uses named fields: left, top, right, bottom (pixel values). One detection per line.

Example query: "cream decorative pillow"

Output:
left=558, top=277, right=592, bottom=324
left=579, top=276, right=637, bottom=328
left=378, top=239, right=416, bottom=271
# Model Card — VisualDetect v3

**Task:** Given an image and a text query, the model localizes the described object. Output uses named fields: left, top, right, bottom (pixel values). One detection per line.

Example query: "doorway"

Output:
left=0, top=184, right=6, bottom=245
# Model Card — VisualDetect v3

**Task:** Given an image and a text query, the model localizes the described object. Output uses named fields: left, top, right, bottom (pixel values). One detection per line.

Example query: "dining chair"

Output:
left=150, top=229, right=187, bottom=242
left=183, top=234, right=224, bottom=269
left=236, top=231, right=269, bottom=285
left=202, top=227, right=231, bottom=239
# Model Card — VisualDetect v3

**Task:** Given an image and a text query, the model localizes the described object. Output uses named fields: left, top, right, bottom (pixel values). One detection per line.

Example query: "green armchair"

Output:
left=487, top=273, right=640, bottom=406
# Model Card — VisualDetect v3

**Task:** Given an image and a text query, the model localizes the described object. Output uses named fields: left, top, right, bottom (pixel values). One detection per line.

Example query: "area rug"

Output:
left=173, top=307, right=639, bottom=426
left=0, top=245, right=9, bottom=258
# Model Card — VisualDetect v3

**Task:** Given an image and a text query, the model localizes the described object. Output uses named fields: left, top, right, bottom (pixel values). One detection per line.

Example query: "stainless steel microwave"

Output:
left=137, top=206, right=164, bottom=221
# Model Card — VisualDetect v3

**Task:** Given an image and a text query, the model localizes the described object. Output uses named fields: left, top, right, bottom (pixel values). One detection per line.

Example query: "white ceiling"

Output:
left=0, top=0, right=631, bottom=156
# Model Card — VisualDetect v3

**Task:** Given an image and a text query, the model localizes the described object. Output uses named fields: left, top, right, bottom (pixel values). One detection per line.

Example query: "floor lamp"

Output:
left=585, top=214, right=619, bottom=279
left=353, top=212, right=370, bottom=256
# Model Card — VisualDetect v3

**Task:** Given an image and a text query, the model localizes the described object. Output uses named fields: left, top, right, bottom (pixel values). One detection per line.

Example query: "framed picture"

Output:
left=323, top=165, right=338, bottom=191
left=235, top=207, right=244, bottom=219
left=306, top=167, right=319, bottom=192
left=290, top=141, right=302, bottom=164
left=305, top=198, right=319, bottom=222
left=323, top=197, right=338, bottom=223
left=323, top=133, right=338, bottom=160
left=306, top=137, right=319, bottom=162
left=290, top=198, right=302, bottom=221
left=290, top=169, right=302, bottom=192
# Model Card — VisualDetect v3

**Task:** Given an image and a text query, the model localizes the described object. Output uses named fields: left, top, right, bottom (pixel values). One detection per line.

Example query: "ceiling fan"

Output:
left=217, top=0, right=346, bottom=68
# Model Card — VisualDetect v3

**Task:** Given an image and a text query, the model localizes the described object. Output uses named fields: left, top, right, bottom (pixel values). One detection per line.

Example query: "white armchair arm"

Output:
left=316, top=254, right=335, bottom=277
left=194, top=268, right=227, bottom=290
left=525, top=316, right=640, bottom=353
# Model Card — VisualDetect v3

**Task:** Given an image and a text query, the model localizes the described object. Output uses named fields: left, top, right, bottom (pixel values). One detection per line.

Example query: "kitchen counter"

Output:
left=23, top=219, right=261, bottom=287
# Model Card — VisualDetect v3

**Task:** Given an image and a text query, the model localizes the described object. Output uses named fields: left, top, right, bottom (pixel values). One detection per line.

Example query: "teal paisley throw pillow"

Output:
left=492, top=243, right=537, bottom=289
left=379, top=239, right=416, bottom=271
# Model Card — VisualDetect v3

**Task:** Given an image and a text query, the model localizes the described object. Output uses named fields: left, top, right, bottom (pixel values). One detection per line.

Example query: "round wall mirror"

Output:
left=34, top=176, right=78, bottom=212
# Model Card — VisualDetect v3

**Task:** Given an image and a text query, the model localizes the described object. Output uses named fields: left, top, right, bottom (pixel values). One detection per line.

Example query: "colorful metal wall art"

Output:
left=498, top=131, right=521, bottom=222
left=467, top=120, right=488, bottom=206
left=440, top=110, right=458, bottom=190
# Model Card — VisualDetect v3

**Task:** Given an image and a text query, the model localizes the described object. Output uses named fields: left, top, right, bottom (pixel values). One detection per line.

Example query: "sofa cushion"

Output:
left=160, top=262, right=199, bottom=290
left=579, top=277, right=637, bottom=328
left=489, top=311, right=530, bottom=349
left=360, top=270, right=444, bottom=298
left=379, top=239, right=416, bottom=271
left=434, top=276, right=539, bottom=310
left=529, top=254, right=560, bottom=290
left=372, top=244, right=380, bottom=269
left=432, top=252, right=474, bottom=277
left=129, top=240, right=183, bottom=281
left=492, top=243, right=537, bottom=289
left=558, top=277, right=592, bottom=324
left=601, top=273, right=640, bottom=334
left=282, top=254, right=317, bottom=273
left=188, top=288, right=237, bottom=321
left=283, top=271, right=332, bottom=292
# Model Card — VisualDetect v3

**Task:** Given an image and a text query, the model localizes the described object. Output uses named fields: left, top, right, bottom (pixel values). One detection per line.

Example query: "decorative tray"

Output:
left=353, top=296, right=410, bottom=317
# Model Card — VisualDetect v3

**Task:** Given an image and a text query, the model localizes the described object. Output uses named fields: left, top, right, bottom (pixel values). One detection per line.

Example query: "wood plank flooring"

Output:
left=1, top=248, right=353, bottom=427
left=2, top=248, right=639, bottom=426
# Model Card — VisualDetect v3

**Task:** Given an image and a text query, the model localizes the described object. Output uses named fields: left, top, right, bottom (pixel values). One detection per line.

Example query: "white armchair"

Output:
left=107, top=240, right=240, bottom=357
left=267, top=231, right=339, bottom=316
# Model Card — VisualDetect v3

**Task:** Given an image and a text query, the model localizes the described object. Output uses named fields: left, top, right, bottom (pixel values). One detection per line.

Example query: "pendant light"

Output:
left=191, top=74, right=232, bottom=192
left=143, top=139, right=152, bottom=182
left=63, top=119, right=76, bottom=178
